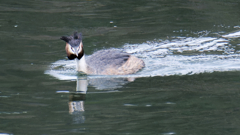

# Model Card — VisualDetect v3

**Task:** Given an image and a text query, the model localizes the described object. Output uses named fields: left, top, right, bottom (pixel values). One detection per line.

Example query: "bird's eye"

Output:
left=71, top=47, right=74, bottom=51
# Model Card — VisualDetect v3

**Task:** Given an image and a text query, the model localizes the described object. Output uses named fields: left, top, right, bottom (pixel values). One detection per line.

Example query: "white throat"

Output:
left=76, top=55, right=88, bottom=73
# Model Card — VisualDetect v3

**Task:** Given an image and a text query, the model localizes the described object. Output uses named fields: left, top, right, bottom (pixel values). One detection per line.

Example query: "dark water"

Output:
left=1, top=0, right=240, bottom=135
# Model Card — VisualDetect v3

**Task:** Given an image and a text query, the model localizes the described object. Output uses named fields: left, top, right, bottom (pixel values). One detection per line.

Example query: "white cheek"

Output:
left=68, top=45, right=74, bottom=53
left=78, top=42, right=83, bottom=53
left=78, top=47, right=82, bottom=53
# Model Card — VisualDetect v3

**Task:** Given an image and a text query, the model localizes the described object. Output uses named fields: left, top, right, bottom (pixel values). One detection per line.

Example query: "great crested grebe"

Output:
left=60, top=32, right=145, bottom=75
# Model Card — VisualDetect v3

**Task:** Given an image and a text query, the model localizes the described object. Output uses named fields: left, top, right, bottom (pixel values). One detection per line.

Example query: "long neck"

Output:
left=76, top=55, right=88, bottom=73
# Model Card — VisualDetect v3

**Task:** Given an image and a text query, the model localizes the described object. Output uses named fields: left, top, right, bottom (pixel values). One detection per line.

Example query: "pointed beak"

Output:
left=74, top=49, right=78, bottom=57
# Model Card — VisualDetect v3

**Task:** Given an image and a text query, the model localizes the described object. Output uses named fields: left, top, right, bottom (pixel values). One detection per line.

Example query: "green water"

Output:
left=1, top=0, right=240, bottom=134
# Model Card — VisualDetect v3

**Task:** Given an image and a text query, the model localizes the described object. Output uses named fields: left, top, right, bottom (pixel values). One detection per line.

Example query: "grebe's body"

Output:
left=60, top=32, right=145, bottom=75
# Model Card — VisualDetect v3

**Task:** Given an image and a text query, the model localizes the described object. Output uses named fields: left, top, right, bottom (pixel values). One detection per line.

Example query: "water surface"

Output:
left=1, top=0, right=240, bottom=135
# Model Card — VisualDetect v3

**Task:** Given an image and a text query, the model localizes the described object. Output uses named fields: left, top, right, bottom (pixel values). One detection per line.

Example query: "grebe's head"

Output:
left=60, top=32, right=84, bottom=60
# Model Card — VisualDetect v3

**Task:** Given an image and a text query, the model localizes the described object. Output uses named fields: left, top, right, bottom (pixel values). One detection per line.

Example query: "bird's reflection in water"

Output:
left=67, top=76, right=136, bottom=124
left=68, top=77, right=87, bottom=124
left=89, top=77, right=135, bottom=90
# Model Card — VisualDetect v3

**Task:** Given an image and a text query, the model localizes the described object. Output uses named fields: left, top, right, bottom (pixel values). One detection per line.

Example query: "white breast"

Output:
left=76, top=55, right=88, bottom=73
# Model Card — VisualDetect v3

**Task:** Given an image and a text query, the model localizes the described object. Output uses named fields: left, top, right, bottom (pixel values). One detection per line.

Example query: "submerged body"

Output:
left=60, top=32, right=145, bottom=75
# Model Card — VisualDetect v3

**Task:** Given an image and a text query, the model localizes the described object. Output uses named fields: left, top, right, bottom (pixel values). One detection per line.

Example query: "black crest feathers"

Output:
left=73, top=32, right=82, bottom=40
left=60, top=32, right=82, bottom=43
left=60, top=36, right=70, bottom=43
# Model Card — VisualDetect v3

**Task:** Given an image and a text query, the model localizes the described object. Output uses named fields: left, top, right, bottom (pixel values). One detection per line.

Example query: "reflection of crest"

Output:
left=69, top=93, right=86, bottom=114
left=69, top=101, right=84, bottom=113
left=68, top=93, right=86, bottom=124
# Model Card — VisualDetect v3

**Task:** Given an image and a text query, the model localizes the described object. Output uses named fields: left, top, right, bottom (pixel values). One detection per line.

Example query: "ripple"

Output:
left=123, top=104, right=138, bottom=107
left=45, top=30, right=240, bottom=80
left=56, top=90, right=70, bottom=93
left=162, top=132, right=176, bottom=135
left=0, top=133, right=13, bottom=135
left=222, top=30, right=240, bottom=38
left=0, top=111, right=27, bottom=115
